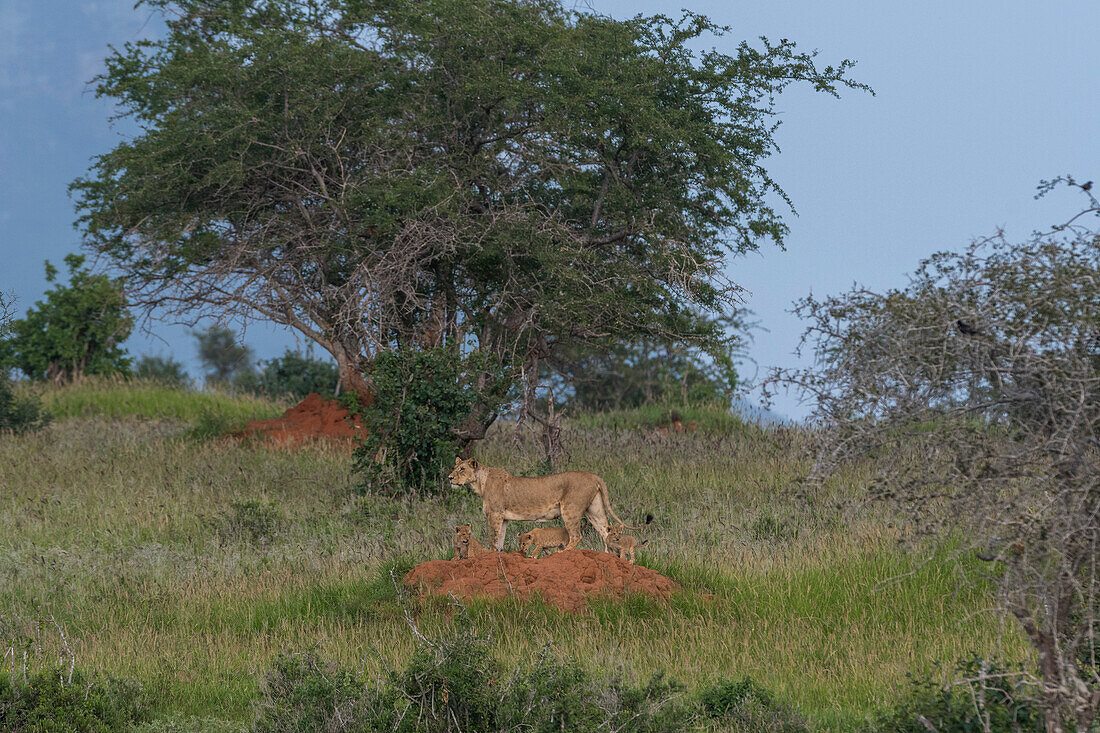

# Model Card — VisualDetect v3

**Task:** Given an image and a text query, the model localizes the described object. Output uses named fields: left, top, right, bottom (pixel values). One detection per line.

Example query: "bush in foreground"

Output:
left=0, top=376, right=50, bottom=435
left=0, top=667, right=150, bottom=732
left=873, top=658, right=1042, bottom=732
left=252, top=617, right=797, bottom=732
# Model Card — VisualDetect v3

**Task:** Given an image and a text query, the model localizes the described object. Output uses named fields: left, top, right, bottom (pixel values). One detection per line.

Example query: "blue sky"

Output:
left=1, top=0, right=1096, bottom=419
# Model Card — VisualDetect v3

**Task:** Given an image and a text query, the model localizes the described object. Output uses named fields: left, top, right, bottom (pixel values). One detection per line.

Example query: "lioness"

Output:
left=453, top=524, right=489, bottom=560
left=448, top=457, right=631, bottom=551
left=517, top=527, right=570, bottom=559
left=605, top=524, right=647, bottom=564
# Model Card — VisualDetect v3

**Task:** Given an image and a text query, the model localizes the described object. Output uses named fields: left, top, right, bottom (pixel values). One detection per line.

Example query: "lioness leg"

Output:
left=488, top=513, right=507, bottom=551
left=561, top=504, right=584, bottom=550
left=584, top=495, right=611, bottom=551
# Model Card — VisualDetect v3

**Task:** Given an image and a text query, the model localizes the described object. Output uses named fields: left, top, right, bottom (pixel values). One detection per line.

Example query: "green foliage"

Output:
left=0, top=376, right=50, bottom=435
left=873, top=658, right=1042, bottom=732
left=0, top=667, right=151, bottom=732
left=185, top=408, right=247, bottom=441
left=194, top=325, right=253, bottom=387
left=133, top=354, right=191, bottom=387
left=252, top=620, right=692, bottom=732
left=74, top=0, right=869, bottom=445
left=235, top=350, right=338, bottom=400
left=699, top=677, right=809, bottom=732
left=355, top=348, right=509, bottom=496
left=551, top=309, right=749, bottom=411
left=252, top=649, right=396, bottom=733
left=2, top=254, right=131, bottom=382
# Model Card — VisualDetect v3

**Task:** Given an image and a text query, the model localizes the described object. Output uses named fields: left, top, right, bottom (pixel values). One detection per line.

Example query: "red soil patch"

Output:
left=404, top=549, right=680, bottom=613
left=238, top=392, right=365, bottom=448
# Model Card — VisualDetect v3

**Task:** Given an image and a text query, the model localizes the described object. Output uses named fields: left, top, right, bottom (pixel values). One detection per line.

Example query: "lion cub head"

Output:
left=448, top=457, right=479, bottom=489
left=605, top=525, right=647, bottom=564
left=453, top=524, right=488, bottom=559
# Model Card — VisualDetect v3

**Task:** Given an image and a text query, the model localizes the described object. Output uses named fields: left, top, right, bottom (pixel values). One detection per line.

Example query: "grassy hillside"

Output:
left=0, top=383, right=1028, bottom=730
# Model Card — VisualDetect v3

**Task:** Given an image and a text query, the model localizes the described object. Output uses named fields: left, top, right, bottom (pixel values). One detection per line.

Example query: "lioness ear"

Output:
left=470, top=458, right=479, bottom=470
left=454, top=456, right=462, bottom=465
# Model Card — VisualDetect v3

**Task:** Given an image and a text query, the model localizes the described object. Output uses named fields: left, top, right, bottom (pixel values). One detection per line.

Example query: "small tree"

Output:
left=2, top=254, right=131, bottom=382
left=236, top=350, right=339, bottom=400
left=355, top=347, right=510, bottom=495
left=194, top=325, right=253, bottom=388
left=767, top=180, right=1100, bottom=732
left=549, top=309, right=749, bottom=411
left=133, top=354, right=191, bottom=387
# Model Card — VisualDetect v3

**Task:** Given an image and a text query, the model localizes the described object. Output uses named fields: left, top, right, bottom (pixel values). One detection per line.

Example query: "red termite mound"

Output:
left=404, top=549, right=679, bottom=613
left=238, top=392, right=366, bottom=448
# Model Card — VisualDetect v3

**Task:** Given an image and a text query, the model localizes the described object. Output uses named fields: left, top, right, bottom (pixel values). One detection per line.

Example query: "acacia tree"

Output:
left=74, top=0, right=868, bottom=444
left=767, top=180, right=1100, bottom=732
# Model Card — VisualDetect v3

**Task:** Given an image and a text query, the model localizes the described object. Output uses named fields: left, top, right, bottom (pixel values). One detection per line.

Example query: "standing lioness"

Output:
left=448, top=457, right=630, bottom=551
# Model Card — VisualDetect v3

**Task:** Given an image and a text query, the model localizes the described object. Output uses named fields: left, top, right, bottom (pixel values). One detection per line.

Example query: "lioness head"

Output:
left=448, top=457, right=479, bottom=488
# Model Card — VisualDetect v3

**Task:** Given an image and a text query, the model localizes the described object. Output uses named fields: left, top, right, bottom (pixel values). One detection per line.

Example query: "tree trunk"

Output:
left=331, top=343, right=373, bottom=409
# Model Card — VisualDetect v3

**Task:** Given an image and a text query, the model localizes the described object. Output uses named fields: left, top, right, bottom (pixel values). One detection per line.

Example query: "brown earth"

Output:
left=404, top=548, right=680, bottom=613
left=237, top=392, right=365, bottom=448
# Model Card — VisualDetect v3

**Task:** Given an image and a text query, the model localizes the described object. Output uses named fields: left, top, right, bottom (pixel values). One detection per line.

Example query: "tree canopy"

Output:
left=74, top=0, right=869, bottom=439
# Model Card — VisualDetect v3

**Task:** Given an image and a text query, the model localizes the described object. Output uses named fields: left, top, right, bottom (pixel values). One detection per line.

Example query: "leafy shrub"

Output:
left=252, top=649, right=396, bottom=733
left=498, top=652, right=688, bottom=733
left=252, top=616, right=693, bottom=732
left=397, top=618, right=503, bottom=731
left=873, top=658, right=1042, bottom=732
left=0, top=667, right=150, bottom=732
left=355, top=347, right=508, bottom=496
left=2, top=254, right=132, bottom=381
left=235, top=350, right=338, bottom=401
left=133, top=355, right=190, bottom=387
left=186, top=409, right=242, bottom=441
left=0, top=376, right=50, bottom=435
left=699, top=676, right=809, bottom=732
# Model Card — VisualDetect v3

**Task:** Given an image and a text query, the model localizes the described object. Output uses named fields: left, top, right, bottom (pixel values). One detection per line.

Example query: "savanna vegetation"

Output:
left=4, top=0, right=1093, bottom=729
left=1, top=378, right=1032, bottom=731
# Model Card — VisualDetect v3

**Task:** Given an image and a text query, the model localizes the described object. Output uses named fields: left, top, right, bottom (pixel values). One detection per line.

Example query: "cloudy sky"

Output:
left=1, top=0, right=1096, bottom=419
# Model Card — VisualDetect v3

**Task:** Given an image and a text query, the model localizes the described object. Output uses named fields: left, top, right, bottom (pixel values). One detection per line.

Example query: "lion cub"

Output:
left=453, top=524, right=489, bottom=560
left=517, top=527, right=570, bottom=558
left=605, top=525, right=648, bottom=564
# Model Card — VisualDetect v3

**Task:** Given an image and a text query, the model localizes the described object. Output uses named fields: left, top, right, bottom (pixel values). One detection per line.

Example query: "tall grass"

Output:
left=0, top=385, right=1029, bottom=730
left=22, top=375, right=290, bottom=422
left=567, top=400, right=748, bottom=433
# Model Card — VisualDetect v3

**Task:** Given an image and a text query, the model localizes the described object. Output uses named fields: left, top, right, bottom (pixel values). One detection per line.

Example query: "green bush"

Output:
left=2, top=254, right=132, bottom=382
left=0, top=376, right=50, bottom=435
left=252, top=617, right=693, bottom=732
left=872, top=658, right=1042, bottom=732
left=699, top=676, right=809, bottom=732
left=252, top=649, right=396, bottom=733
left=355, top=347, right=508, bottom=496
left=132, top=355, right=190, bottom=387
left=0, top=667, right=150, bottom=732
left=235, top=350, right=338, bottom=400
